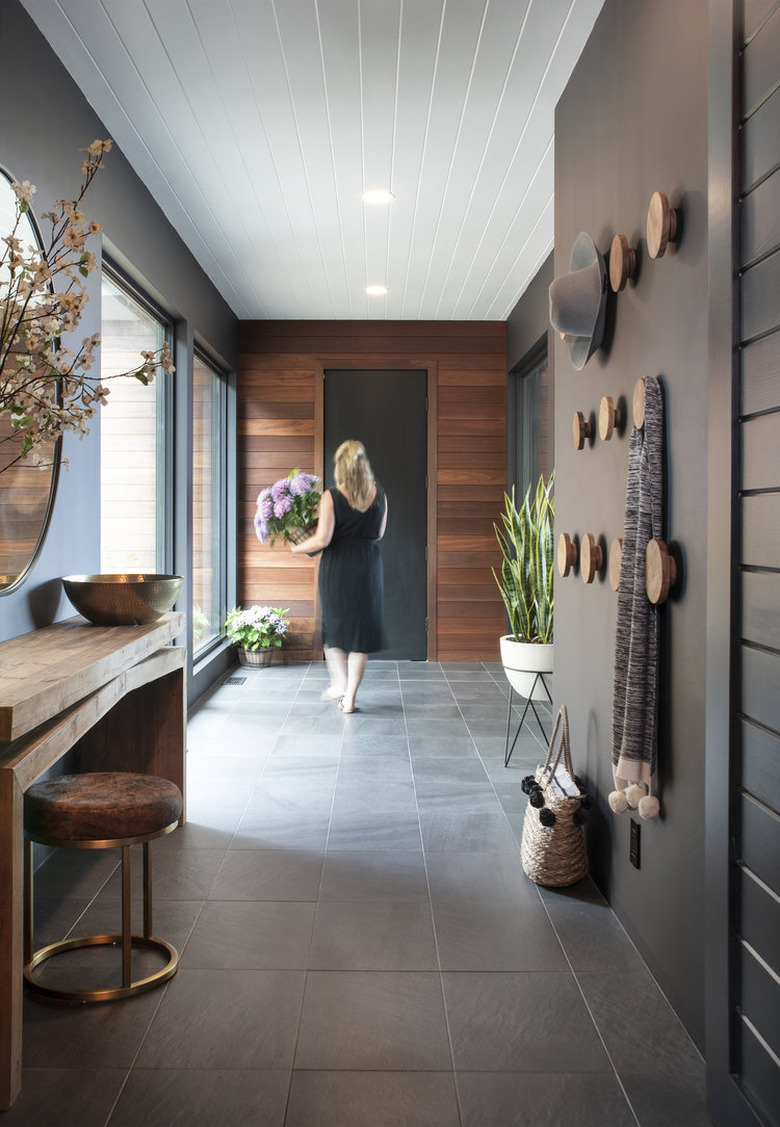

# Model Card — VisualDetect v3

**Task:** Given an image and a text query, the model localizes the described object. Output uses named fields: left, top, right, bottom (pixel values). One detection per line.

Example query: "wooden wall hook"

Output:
left=573, top=410, right=593, bottom=451
left=581, top=533, right=604, bottom=584
left=609, top=233, right=637, bottom=292
left=646, top=538, right=679, bottom=604
left=609, top=538, right=623, bottom=591
left=557, top=532, right=578, bottom=578
left=647, top=190, right=680, bottom=259
left=599, top=396, right=624, bottom=441
left=632, top=377, right=646, bottom=429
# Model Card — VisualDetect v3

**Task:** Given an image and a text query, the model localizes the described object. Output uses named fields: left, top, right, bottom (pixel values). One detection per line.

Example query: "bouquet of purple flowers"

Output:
left=254, top=468, right=321, bottom=546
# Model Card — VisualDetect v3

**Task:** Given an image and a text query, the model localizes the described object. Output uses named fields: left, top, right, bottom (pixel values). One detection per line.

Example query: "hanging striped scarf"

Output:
left=611, top=376, right=664, bottom=815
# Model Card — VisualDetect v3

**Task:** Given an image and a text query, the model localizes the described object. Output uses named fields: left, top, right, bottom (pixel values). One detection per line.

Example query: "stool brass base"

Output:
left=24, top=933, right=179, bottom=1003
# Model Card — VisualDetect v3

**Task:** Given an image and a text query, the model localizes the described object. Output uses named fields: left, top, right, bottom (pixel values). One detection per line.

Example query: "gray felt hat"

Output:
left=548, top=232, right=608, bottom=371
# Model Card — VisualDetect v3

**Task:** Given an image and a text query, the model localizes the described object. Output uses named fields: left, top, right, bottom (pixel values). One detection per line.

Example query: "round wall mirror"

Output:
left=0, top=169, right=61, bottom=594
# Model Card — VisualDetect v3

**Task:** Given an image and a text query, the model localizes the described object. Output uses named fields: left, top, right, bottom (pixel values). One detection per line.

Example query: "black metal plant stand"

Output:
left=504, top=673, right=553, bottom=767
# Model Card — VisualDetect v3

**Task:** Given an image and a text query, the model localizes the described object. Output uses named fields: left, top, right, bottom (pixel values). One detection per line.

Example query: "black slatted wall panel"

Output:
left=736, top=3, right=780, bottom=1121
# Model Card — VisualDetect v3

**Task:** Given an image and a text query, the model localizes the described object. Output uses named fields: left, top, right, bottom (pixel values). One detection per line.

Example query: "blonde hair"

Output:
left=334, top=439, right=375, bottom=511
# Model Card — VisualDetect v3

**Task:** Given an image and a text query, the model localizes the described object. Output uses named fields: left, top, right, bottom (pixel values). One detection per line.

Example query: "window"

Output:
left=100, top=270, right=173, bottom=571
left=192, top=350, right=227, bottom=656
left=513, top=341, right=552, bottom=496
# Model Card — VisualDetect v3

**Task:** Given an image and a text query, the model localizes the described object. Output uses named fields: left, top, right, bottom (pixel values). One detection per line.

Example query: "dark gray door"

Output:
left=324, top=369, right=427, bottom=660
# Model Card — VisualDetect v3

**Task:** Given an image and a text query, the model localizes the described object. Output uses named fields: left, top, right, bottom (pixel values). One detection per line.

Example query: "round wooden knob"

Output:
left=609, top=234, right=637, bottom=292
left=647, top=191, right=679, bottom=259
left=633, top=378, right=646, bottom=430
left=609, top=538, right=623, bottom=591
left=573, top=411, right=593, bottom=451
left=557, top=532, right=578, bottom=578
left=581, top=533, right=604, bottom=585
left=599, top=396, right=623, bottom=441
left=646, top=538, right=678, bottom=604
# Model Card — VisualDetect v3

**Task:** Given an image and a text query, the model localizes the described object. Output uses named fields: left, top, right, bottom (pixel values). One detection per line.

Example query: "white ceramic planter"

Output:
left=499, top=635, right=553, bottom=700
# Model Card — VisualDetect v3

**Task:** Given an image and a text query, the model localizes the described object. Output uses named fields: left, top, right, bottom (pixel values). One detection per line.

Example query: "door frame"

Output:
left=315, top=357, right=438, bottom=661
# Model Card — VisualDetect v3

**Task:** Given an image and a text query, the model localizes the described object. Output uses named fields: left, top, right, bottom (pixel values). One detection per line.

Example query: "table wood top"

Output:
left=0, top=613, right=185, bottom=743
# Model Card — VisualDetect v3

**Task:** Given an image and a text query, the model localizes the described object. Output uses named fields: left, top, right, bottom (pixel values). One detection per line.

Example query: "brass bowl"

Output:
left=62, top=574, right=184, bottom=626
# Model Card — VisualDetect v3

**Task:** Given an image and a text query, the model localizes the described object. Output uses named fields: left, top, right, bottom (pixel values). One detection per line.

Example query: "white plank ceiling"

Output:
left=21, top=0, right=603, bottom=321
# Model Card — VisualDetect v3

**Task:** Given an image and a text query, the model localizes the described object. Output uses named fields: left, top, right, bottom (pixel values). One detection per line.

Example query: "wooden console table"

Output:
left=0, top=613, right=186, bottom=1109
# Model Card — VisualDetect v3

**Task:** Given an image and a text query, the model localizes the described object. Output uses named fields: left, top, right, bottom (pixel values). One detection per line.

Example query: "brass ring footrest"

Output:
left=24, top=932, right=179, bottom=1003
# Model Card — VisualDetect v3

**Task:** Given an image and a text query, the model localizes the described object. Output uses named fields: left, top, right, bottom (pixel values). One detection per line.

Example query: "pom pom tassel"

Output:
left=608, top=789, right=628, bottom=814
left=638, top=794, right=660, bottom=820
left=625, top=783, right=645, bottom=809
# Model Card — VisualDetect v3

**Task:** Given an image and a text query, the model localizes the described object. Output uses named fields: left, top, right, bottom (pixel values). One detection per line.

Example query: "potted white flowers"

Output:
left=492, top=474, right=554, bottom=699
left=224, top=605, right=290, bottom=668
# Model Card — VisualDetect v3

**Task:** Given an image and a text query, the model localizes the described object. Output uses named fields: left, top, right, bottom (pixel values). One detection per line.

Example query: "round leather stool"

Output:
left=24, top=771, right=182, bottom=1002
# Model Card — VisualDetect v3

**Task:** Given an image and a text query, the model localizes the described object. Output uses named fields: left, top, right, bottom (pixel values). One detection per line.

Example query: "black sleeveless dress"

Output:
left=319, top=485, right=386, bottom=653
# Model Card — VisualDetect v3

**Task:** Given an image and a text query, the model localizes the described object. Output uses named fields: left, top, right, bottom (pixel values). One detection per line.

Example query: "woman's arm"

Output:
left=289, top=489, right=335, bottom=554
left=377, top=494, right=388, bottom=541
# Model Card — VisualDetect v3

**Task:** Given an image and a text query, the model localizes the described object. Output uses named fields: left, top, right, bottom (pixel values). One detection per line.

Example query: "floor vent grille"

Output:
left=225, top=676, right=247, bottom=686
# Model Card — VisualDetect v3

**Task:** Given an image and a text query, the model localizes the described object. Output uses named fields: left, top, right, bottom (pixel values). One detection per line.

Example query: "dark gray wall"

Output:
left=0, top=0, right=238, bottom=656
left=551, top=0, right=708, bottom=1047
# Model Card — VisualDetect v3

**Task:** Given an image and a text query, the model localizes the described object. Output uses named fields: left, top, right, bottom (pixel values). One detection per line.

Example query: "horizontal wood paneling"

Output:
left=740, top=791, right=780, bottom=890
left=741, top=941, right=780, bottom=1060
left=741, top=571, right=780, bottom=649
left=741, top=1019, right=780, bottom=1127
left=741, top=411, right=780, bottom=486
left=741, top=84, right=780, bottom=192
left=742, top=4, right=780, bottom=115
left=740, top=865, right=780, bottom=980
left=742, top=493, right=780, bottom=565
left=741, top=330, right=780, bottom=415
left=741, top=719, right=780, bottom=808
left=742, top=645, right=780, bottom=733
left=238, top=321, right=506, bottom=661
left=741, top=168, right=780, bottom=265
left=740, top=248, right=780, bottom=341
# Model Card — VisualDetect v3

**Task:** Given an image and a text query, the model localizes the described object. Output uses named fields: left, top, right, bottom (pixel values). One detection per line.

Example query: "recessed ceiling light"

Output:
left=366, top=284, right=389, bottom=296
left=362, top=189, right=395, bottom=205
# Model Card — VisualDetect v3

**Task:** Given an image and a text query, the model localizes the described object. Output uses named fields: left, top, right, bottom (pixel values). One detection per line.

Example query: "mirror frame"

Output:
left=0, top=166, right=62, bottom=596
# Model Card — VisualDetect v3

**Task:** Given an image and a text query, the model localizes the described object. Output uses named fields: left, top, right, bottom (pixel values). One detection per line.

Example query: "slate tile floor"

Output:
left=11, top=661, right=711, bottom=1126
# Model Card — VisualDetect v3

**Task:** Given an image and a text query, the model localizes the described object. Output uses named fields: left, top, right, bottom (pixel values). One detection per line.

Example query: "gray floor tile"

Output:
left=320, top=850, right=429, bottom=901
left=409, top=735, right=479, bottom=758
left=285, top=1070, right=461, bottom=1127
left=621, top=1070, right=711, bottom=1126
left=420, top=811, right=520, bottom=853
left=136, top=968, right=305, bottom=1069
left=309, top=901, right=438, bottom=970
left=432, top=900, right=568, bottom=971
left=210, top=849, right=324, bottom=900
left=327, top=810, right=423, bottom=851
left=109, top=1068, right=290, bottom=1127
left=406, top=718, right=471, bottom=739
left=442, top=971, right=611, bottom=1072
left=456, top=1071, right=637, bottom=1127
left=23, top=989, right=161, bottom=1069
left=0, top=1069, right=127, bottom=1127
left=270, top=732, right=344, bottom=755
left=331, top=778, right=418, bottom=816
left=539, top=884, right=648, bottom=973
left=295, top=971, right=452, bottom=1070
left=340, top=733, right=411, bottom=757
left=182, top=900, right=316, bottom=968
left=426, top=851, right=540, bottom=906
left=578, top=968, right=705, bottom=1077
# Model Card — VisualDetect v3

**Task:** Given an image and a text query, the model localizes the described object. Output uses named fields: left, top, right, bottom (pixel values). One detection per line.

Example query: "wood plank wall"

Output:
left=238, top=321, right=507, bottom=662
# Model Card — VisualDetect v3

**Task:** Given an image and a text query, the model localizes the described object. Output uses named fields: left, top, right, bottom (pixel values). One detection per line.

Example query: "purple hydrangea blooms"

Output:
left=224, top=604, right=290, bottom=650
left=253, top=467, right=321, bottom=545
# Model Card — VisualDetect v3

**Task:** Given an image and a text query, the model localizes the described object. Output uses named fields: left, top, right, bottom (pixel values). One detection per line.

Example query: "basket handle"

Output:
left=541, top=705, right=574, bottom=782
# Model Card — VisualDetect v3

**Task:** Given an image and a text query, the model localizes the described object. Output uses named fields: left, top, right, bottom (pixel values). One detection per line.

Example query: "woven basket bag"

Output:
left=520, top=704, right=589, bottom=887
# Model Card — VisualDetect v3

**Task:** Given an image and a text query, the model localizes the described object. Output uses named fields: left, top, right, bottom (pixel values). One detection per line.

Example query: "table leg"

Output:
left=0, top=771, right=24, bottom=1109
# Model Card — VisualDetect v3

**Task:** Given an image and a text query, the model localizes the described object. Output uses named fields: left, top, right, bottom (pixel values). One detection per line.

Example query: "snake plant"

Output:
left=492, top=472, right=554, bottom=644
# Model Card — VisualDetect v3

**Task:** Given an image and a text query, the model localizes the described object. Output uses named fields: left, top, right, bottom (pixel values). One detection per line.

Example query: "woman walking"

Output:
left=289, top=440, right=387, bottom=713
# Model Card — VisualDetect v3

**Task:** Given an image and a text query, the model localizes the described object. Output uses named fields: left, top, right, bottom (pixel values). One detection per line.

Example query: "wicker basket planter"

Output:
left=237, top=647, right=274, bottom=669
